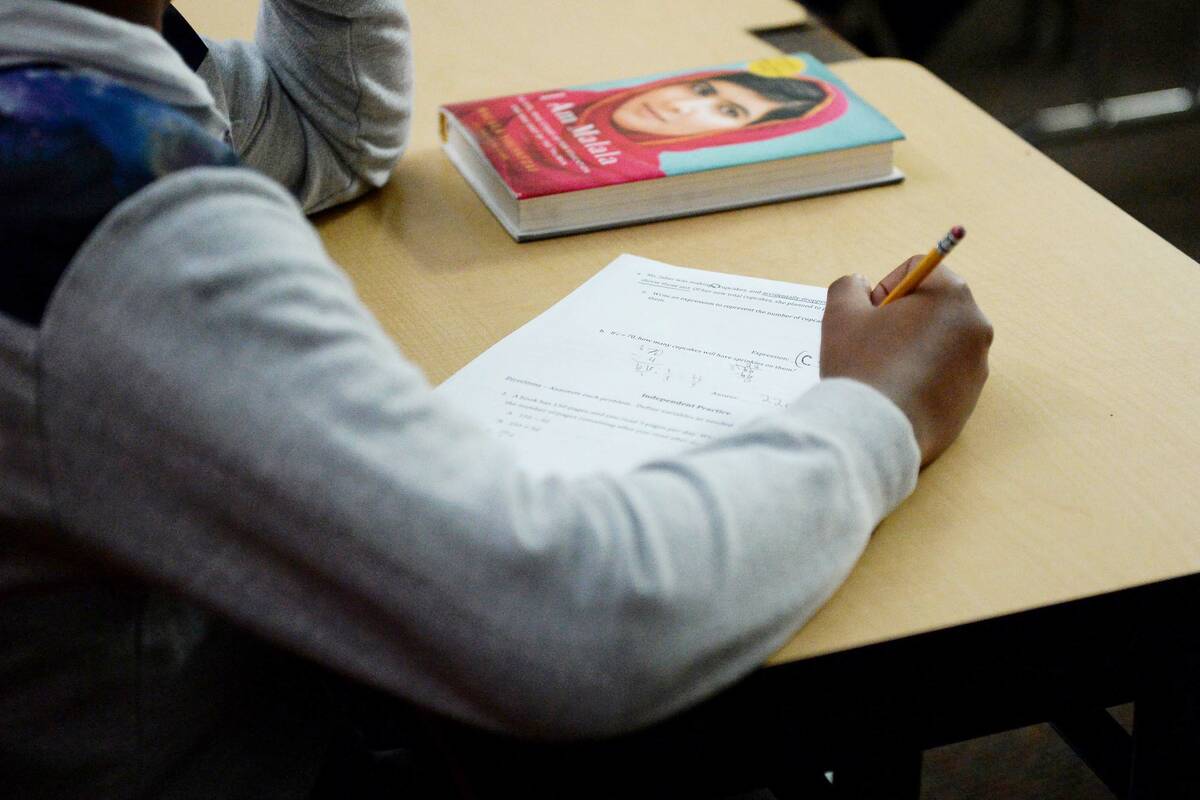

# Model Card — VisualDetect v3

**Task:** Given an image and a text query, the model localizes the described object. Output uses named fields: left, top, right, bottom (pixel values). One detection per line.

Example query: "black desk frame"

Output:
left=431, top=572, right=1200, bottom=799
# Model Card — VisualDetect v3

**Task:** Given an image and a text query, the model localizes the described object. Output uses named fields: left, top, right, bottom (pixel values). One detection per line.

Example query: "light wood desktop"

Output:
left=176, top=0, right=1200, bottom=793
left=180, top=0, right=1200, bottom=659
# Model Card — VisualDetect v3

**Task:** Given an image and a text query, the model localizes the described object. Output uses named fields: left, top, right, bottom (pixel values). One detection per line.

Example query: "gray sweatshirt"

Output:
left=0, top=0, right=919, bottom=795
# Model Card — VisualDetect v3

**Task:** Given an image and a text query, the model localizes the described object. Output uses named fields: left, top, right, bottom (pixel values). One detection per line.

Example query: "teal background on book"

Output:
left=573, top=53, right=903, bottom=176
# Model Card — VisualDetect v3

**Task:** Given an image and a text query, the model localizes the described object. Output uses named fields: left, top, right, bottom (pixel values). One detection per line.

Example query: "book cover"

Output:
left=440, top=53, right=903, bottom=200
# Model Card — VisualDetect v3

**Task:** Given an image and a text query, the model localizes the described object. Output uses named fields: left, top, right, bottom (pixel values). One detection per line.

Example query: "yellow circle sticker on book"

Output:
left=747, top=55, right=807, bottom=78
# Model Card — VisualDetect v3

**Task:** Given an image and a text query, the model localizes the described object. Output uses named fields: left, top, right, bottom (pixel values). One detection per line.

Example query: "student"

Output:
left=0, top=0, right=992, bottom=796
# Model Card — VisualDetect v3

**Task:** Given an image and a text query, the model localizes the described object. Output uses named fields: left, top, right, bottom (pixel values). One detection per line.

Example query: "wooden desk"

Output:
left=177, top=1, right=1200, bottom=795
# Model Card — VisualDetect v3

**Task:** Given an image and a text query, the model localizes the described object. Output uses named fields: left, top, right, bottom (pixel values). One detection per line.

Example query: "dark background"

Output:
left=762, top=0, right=1200, bottom=263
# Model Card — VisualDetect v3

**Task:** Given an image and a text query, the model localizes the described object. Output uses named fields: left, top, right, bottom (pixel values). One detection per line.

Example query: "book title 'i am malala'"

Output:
left=440, top=55, right=902, bottom=199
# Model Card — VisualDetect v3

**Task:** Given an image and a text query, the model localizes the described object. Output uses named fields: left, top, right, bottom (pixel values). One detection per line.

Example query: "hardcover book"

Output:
left=439, top=53, right=904, bottom=241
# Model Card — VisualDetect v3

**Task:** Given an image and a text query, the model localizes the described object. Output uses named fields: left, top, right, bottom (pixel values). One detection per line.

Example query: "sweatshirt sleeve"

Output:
left=39, top=169, right=919, bottom=740
left=195, top=0, right=413, bottom=213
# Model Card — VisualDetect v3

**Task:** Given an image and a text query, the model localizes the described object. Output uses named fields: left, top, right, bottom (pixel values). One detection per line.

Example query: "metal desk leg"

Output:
left=1051, top=708, right=1132, bottom=799
left=1129, top=653, right=1200, bottom=799
left=830, top=750, right=922, bottom=799
left=767, top=771, right=836, bottom=800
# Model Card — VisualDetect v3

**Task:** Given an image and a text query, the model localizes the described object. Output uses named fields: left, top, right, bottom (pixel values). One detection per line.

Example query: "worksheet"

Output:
left=435, top=254, right=826, bottom=477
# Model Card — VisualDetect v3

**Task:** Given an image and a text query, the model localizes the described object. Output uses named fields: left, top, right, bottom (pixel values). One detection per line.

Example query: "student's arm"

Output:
left=43, top=171, right=936, bottom=739
left=196, top=0, right=412, bottom=213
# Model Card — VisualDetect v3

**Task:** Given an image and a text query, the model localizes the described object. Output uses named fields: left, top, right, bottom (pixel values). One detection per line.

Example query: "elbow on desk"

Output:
left=335, top=37, right=415, bottom=196
left=438, top=533, right=776, bottom=739
left=310, top=111, right=411, bottom=213
left=348, top=109, right=412, bottom=190
left=298, top=132, right=408, bottom=214
left=387, top=457, right=852, bottom=739
left=459, top=618, right=743, bottom=741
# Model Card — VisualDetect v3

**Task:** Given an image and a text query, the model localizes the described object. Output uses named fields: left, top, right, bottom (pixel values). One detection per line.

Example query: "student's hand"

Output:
left=821, top=256, right=993, bottom=466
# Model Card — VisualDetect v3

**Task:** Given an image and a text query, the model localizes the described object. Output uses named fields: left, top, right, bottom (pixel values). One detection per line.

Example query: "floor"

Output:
left=729, top=706, right=1133, bottom=799
left=752, top=1, right=1198, bottom=796
left=919, top=704, right=1133, bottom=799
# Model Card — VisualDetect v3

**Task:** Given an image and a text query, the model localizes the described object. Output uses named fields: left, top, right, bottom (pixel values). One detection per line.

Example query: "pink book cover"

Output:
left=439, top=54, right=902, bottom=200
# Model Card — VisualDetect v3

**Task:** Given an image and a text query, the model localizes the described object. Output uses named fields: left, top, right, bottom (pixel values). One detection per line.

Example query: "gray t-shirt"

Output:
left=0, top=1, right=919, bottom=796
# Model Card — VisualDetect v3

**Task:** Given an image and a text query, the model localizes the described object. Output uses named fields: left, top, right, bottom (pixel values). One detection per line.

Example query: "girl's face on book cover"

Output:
left=611, top=79, right=783, bottom=138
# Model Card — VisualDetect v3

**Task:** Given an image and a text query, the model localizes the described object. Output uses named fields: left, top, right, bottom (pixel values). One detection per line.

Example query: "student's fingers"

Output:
left=826, top=273, right=874, bottom=315
left=870, top=254, right=923, bottom=305
left=821, top=274, right=875, bottom=381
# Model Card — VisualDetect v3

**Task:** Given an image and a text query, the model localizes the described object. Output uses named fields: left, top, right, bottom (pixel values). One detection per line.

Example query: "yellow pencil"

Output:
left=879, top=225, right=966, bottom=306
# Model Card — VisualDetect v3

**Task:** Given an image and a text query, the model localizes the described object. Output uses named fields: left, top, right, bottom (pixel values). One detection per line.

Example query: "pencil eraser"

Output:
left=951, top=225, right=966, bottom=240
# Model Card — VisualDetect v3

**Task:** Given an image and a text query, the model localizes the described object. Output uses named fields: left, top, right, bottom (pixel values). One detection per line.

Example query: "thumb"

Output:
left=825, top=273, right=873, bottom=315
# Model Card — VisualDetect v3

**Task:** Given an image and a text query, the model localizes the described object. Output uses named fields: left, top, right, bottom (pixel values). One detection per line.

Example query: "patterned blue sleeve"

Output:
left=0, top=66, right=238, bottom=325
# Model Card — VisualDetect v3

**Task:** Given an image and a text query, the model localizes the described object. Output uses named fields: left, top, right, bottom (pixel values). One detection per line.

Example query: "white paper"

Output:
left=436, top=254, right=827, bottom=477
